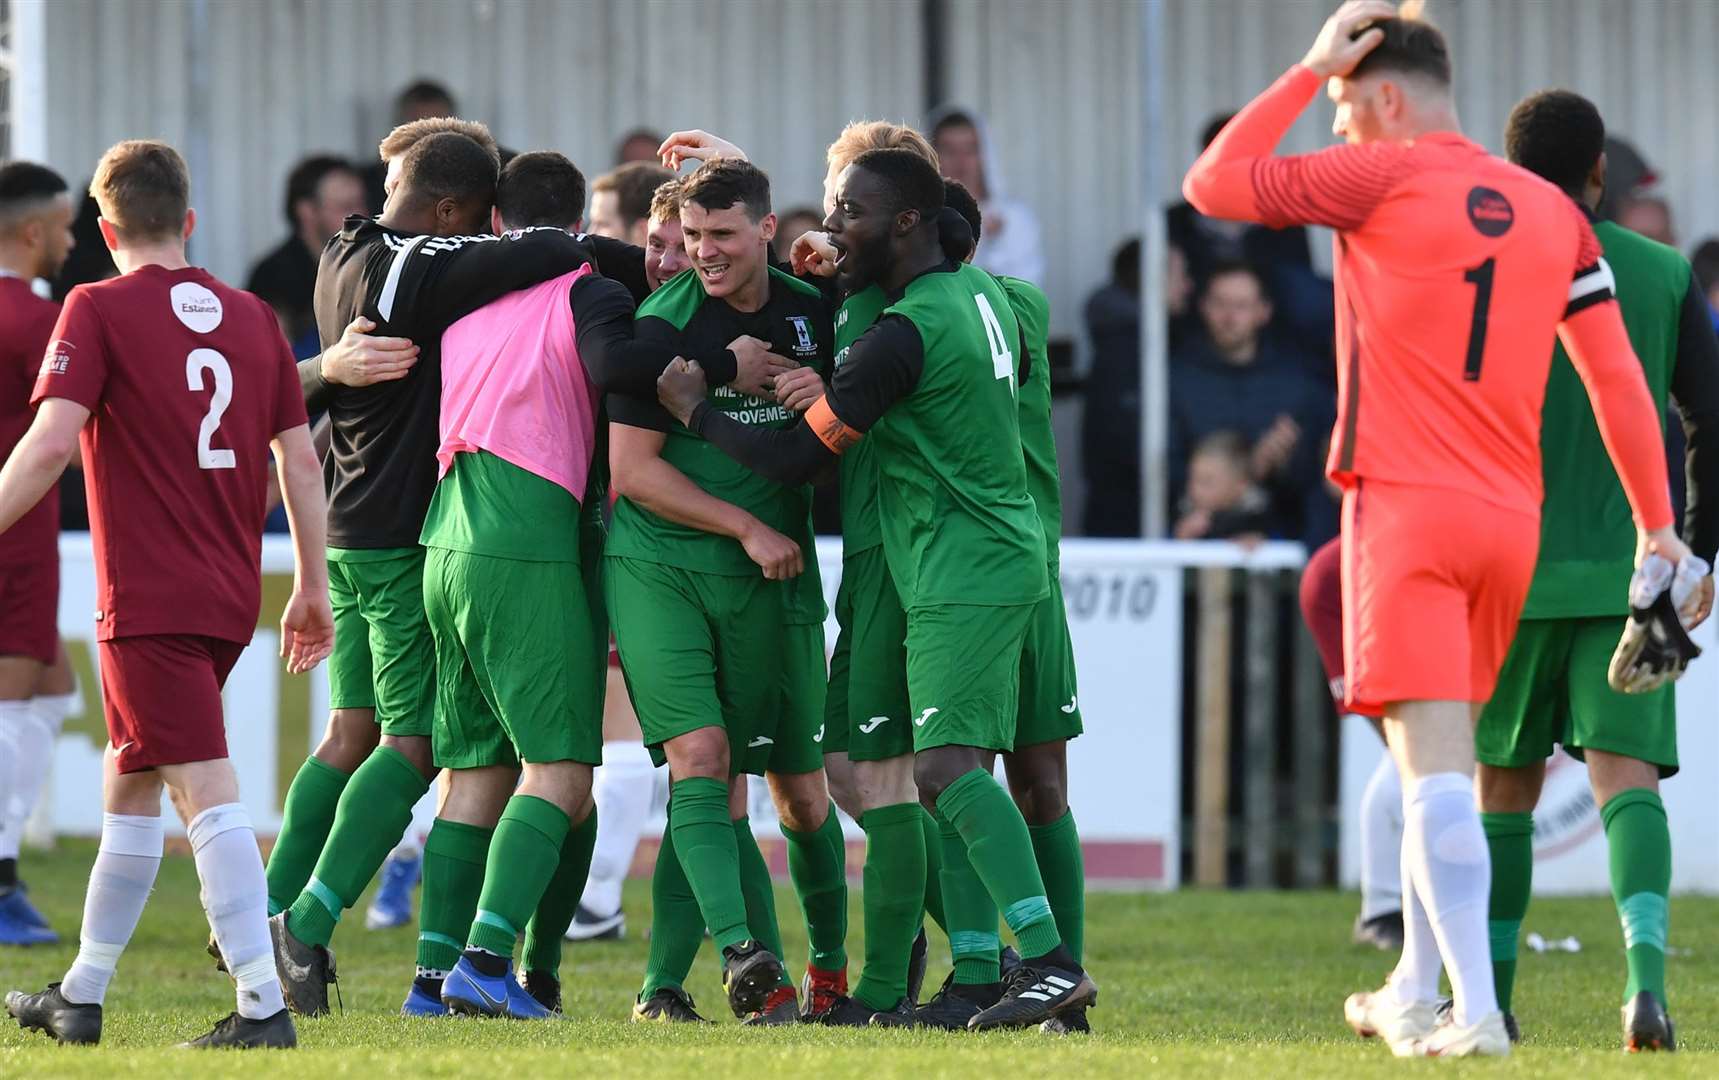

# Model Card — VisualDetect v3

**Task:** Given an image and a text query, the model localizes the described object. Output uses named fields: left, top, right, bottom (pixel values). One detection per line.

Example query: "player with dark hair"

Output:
left=3, top=139, right=332, bottom=1049
left=590, top=162, right=676, bottom=247
left=656, top=147, right=1096, bottom=1032
left=609, top=156, right=845, bottom=1026
left=1182, top=0, right=1698, bottom=1057
left=1472, top=88, right=1719, bottom=1052
left=0, top=161, right=79, bottom=948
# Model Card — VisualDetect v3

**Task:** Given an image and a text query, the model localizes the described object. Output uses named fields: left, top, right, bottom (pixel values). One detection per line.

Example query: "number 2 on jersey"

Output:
left=186, top=349, right=236, bottom=470
left=974, top=292, right=1014, bottom=392
left=1461, top=257, right=1495, bottom=382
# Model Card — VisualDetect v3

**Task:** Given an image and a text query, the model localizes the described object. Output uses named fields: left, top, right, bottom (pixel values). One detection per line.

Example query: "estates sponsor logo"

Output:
left=170, top=281, right=223, bottom=332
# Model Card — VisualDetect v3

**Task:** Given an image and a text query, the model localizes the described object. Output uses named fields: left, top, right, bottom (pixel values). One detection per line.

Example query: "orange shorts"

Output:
left=1340, top=479, right=1538, bottom=717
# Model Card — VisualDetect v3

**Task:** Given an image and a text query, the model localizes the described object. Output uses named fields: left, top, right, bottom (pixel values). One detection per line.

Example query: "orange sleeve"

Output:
left=805, top=396, right=863, bottom=455
left=1557, top=301, right=1674, bottom=530
left=1182, top=64, right=1409, bottom=232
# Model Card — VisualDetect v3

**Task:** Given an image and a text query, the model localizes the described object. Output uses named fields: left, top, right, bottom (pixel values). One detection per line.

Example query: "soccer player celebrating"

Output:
left=3, top=140, right=333, bottom=1048
left=1182, top=1, right=1696, bottom=1057
left=0, top=162, right=77, bottom=947
left=607, top=158, right=841, bottom=1024
left=656, top=149, right=1096, bottom=1032
left=1472, top=89, right=1719, bottom=1052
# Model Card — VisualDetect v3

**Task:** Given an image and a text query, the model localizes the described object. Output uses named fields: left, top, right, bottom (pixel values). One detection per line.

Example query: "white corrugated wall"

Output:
left=31, top=0, right=1719, bottom=486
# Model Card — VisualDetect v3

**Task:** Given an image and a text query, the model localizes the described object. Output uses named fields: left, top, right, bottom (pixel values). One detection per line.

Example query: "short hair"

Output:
left=395, top=131, right=498, bottom=211
left=90, top=140, right=190, bottom=241
left=1692, top=239, right=1719, bottom=295
left=1202, top=259, right=1269, bottom=302
left=378, top=117, right=499, bottom=169
left=1112, top=236, right=1142, bottom=292
left=1505, top=90, right=1605, bottom=198
left=397, top=79, right=456, bottom=116
left=680, top=158, right=772, bottom=223
left=282, top=155, right=356, bottom=228
left=1200, top=113, right=1236, bottom=150
left=0, top=162, right=69, bottom=227
left=649, top=178, right=684, bottom=224
left=825, top=120, right=939, bottom=174
left=1193, top=430, right=1251, bottom=471
left=943, top=179, right=982, bottom=244
left=614, top=127, right=665, bottom=163
left=496, top=151, right=587, bottom=230
left=850, top=148, right=945, bottom=222
left=592, top=161, right=675, bottom=229
left=1349, top=5, right=1452, bottom=88
left=929, top=109, right=977, bottom=144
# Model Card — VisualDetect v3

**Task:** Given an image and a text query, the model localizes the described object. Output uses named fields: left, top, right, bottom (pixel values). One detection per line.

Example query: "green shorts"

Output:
left=424, top=547, right=604, bottom=769
left=325, top=546, right=436, bottom=738
left=1016, top=570, right=1083, bottom=748
left=770, top=620, right=829, bottom=776
left=1476, top=616, right=1677, bottom=777
left=822, top=546, right=914, bottom=762
left=605, top=556, right=783, bottom=776
left=579, top=504, right=609, bottom=713
left=905, top=602, right=1036, bottom=754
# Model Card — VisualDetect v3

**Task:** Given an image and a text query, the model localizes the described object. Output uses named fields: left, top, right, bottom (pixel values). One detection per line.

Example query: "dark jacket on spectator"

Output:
left=1083, top=281, right=1143, bottom=536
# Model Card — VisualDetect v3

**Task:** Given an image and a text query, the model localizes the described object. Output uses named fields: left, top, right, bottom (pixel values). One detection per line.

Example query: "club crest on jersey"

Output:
left=1465, top=187, right=1514, bottom=238
left=170, top=281, right=223, bottom=333
left=788, top=315, right=817, bottom=357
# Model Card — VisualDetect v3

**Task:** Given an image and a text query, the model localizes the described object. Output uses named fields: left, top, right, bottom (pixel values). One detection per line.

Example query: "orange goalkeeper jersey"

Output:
left=1184, top=64, right=1672, bottom=531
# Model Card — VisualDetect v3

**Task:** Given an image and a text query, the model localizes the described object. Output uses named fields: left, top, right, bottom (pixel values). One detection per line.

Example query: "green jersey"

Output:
left=606, top=265, right=829, bottom=619
left=871, top=262, right=1048, bottom=609
left=834, top=285, right=890, bottom=555
left=998, top=275, right=1062, bottom=566
left=420, top=450, right=583, bottom=563
left=1522, top=221, right=1685, bottom=619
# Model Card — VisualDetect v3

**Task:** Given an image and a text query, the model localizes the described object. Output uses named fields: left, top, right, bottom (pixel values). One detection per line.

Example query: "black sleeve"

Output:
left=390, top=228, right=591, bottom=335
left=583, top=234, right=651, bottom=305
left=608, top=391, right=676, bottom=433
left=688, top=315, right=925, bottom=487
left=299, top=356, right=334, bottom=413
left=1670, top=273, right=1719, bottom=564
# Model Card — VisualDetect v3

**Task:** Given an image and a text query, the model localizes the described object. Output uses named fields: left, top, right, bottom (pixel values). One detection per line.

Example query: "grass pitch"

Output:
left=1, top=841, right=1716, bottom=1078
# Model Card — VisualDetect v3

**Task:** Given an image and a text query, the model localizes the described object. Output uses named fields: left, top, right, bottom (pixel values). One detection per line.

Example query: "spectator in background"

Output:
left=247, top=155, right=365, bottom=354
left=587, top=161, right=673, bottom=246
left=1083, top=237, right=1143, bottom=536
left=1173, top=431, right=1271, bottom=545
left=615, top=127, right=665, bottom=166
left=1617, top=193, right=1676, bottom=247
left=1169, top=261, right=1329, bottom=539
left=1168, top=112, right=1334, bottom=376
left=362, top=79, right=460, bottom=212
left=929, top=106, right=1045, bottom=283
left=49, top=189, right=114, bottom=533
left=1595, top=135, right=1657, bottom=222
left=1691, top=238, right=1719, bottom=330
left=777, top=206, right=824, bottom=252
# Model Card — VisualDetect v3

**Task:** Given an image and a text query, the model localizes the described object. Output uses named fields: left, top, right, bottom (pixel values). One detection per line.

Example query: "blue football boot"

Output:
left=365, top=851, right=421, bottom=930
left=400, top=980, right=449, bottom=1017
left=441, top=956, right=554, bottom=1020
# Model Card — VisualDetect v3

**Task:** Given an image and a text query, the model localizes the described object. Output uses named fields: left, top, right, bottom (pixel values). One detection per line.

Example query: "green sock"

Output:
left=1481, top=811, right=1533, bottom=1013
left=467, top=795, right=570, bottom=957
left=266, top=756, right=351, bottom=916
left=853, top=803, right=927, bottom=1010
left=936, top=769, right=1062, bottom=960
left=920, top=806, right=947, bottom=933
left=285, top=746, right=429, bottom=948
left=1603, top=788, right=1671, bottom=1007
left=782, top=801, right=848, bottom=972
left=416, top=818, right=492, bottom=974
left=641, top=815, right=706, bottom=1000
left=937, top=812, right=1000, bottom=984
left=1028, top=809, right=1086, bottom=964
left=669, top=777, right=750, bottom=951
left=523, top=806, right=599, bottom=978
left=734, top=817, right=788, bottom=980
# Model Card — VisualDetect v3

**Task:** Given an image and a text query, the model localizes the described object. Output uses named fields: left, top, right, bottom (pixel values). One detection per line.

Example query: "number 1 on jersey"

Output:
left=974, top=292, right=1015, bottom=393
left=186, top=348, right=236, bottom=470
left=1462, top=257, right=1495, bottom=382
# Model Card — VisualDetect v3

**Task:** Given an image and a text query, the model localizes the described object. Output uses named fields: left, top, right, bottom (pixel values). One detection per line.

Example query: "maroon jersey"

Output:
left=33, top=265, right=308, bottom=643
left=0, top=275, right=62, bottom=567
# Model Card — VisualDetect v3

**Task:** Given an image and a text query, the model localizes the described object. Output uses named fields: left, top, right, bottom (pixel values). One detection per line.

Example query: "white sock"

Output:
left=391, top=787, right=437, bottom=860
left=0, top=701, right=24, bottom=863
left=60, top=813, right=163, bottom=1005
left=5, top=699, right=62, bottom=842
left=1359, top=750, right=1404, bottom=921
left=32, top=683, right=80, bottom=728
left=1401, top=772, right=1497, bottom=1026
left=581, top=740, right=656, bottom=914
left=188, top=803, right=286, bottom=1019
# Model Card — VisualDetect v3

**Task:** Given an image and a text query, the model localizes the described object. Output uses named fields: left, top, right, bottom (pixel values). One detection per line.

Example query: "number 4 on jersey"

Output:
left=974, top=292, right=1015, bottom=393
left=186, top=348, right=236, bottom=470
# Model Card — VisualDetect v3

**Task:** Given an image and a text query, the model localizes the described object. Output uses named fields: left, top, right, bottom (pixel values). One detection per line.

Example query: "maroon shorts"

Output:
left=1298, top=536, right=1344, bottom=705
left=99, top=634, right=246, bottom=774
left=0, top=556, right=59, bottom=665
